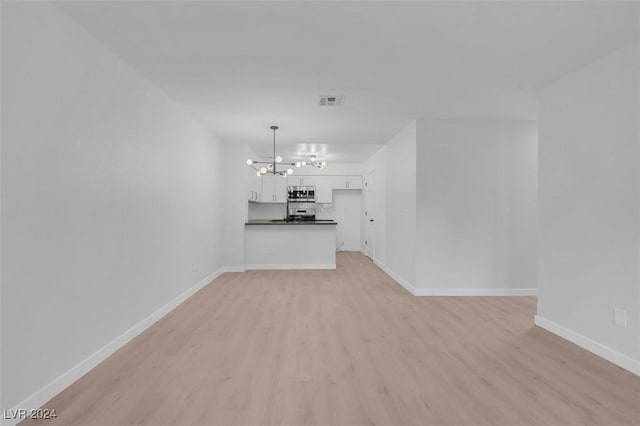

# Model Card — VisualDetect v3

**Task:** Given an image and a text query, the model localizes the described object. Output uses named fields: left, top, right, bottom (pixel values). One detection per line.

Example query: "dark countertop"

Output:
left=245, top=219, right=338, bottom=226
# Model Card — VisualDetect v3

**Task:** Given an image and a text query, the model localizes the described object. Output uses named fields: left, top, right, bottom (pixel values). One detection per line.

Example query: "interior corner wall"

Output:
left=384, top=121, right=417, bottom=288
left=537, top=41, right=640, bottom=369
left=1, top=2, right=223, bottom=410
left=415, top=120, right=538, bottom=294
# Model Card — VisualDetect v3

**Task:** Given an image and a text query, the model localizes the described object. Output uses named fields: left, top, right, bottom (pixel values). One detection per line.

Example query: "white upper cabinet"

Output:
left=261, top=175, right=288, bottom=203
left=288, top=175, right=316, bottom=187
left=247, top=168, right=261, bottom=202
left=262, top=175, right=276, bottom=203
left=251, top=173, right=363, bottom=204
left=332, top=175, right=363, bottom=190
left=274, top=176, right=288, bottom=203
left=347, top=176, right=363, bottom=189
left=315, top=176, right=332, bottom=204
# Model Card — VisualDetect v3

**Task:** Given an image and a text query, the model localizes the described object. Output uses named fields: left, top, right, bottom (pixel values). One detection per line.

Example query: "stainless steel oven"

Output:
left=287, top=202, right=316, bottom=221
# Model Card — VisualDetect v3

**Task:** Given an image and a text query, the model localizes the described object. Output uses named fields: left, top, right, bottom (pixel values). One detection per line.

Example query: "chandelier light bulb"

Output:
left=321, top=161, right=326, bottom=166
left=302, top=161, right=306, bottom=166
left=295, top=161, right=301, bottom=167
left=287, top=168, right=293, bottom=175
left=275, top=156, right=282, bottom=163
left=246, top=159, right=254, bottom=165
left=310, top=156, right=316, bottom=162
left=260, top=167, right=267, bottom=174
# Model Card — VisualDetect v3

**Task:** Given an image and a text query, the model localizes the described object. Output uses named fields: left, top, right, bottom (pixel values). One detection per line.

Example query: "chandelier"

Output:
left=246, top=125, right=326, bottom=176
left=306, top=155, right=326, bottom=169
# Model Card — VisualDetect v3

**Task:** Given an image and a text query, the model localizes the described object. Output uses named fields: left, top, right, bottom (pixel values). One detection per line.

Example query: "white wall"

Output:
left=318, top=191, right=362, bottom=251
left=219, top=142, right=250, bottom=269
left=415, top=120, right=538, bottom=294
left=537, top=41, right=640, bottom=372
left=1, top=2, right=224, bottom=410
left=384, top=121, right=417, bottom=287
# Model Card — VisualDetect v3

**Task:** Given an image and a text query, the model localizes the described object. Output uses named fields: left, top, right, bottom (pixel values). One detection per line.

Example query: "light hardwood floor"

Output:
left=22, top=252, right=639, bottom=426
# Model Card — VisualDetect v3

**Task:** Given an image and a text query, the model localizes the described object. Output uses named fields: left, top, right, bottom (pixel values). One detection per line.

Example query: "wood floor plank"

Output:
left=20, top=252, right=640, bottom=426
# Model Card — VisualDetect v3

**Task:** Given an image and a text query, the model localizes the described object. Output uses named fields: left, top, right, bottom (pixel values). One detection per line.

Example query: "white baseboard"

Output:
left=372, top=259, right=536, bottom=297
left=221, top=266, right=246, bottom=273
left=535, top=315, right=640, bottom=376
left=414, top=288, right=537, bottom=296
left=246, top=264, right=336, bottom=270
left=373, top=258, right=416, bottom=295
left=338, top=246, right=361, bottom=252
left=3, top=268, right=225, bottom=426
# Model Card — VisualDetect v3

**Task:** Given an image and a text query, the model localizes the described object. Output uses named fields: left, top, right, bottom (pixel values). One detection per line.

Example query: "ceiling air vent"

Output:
left=319, top=95, right=346, bottom=107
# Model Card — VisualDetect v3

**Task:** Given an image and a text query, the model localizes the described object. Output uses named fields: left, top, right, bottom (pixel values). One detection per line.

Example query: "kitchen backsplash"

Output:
left=248, top=202, right=287, bottom=220
left=248, top=202, right=334, bottom=220
left=315, top=203, right=334, bottom=220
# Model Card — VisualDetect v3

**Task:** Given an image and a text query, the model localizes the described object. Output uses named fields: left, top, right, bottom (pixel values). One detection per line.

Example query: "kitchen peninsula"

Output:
left=245, top=220, right=338, bottom=269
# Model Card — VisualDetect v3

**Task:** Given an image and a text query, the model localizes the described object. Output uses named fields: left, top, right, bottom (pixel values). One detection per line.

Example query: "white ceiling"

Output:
left=56, top=1, right=638, bottom=163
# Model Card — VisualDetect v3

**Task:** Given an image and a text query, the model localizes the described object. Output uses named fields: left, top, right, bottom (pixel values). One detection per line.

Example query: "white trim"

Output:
left=338, top=246, right=361, bottom=252
left=221, top=266, right=246, bottom=273
left=245, top=263, right=336, bottom=270
left=535, top=315, right=640, bottom=376
left=372, top=258, right=537, bottom=297
left=3, top=269, right=225, bottom=426
left=373, top=258, right=416, bottom=295
left=414, top=288, right=537, bottom=296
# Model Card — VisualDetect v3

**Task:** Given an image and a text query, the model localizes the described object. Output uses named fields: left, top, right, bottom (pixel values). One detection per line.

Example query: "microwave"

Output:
left=287, top=186, right=316, bottom=202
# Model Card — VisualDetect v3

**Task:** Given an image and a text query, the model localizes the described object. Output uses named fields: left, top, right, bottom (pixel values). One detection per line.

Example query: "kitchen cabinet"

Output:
left=247, top=168, right=262, bottom=202
left=332, top=175, right=363, bottom=190
left=288, top=175, right=316, bottom=187
left=315, top=176, right=332, bottom=204
left=262, top=175, right=288, bottom=203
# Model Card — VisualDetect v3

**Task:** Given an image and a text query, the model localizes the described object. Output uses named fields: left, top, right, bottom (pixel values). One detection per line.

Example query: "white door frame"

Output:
left=363, top=171, right=375, bottom=260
